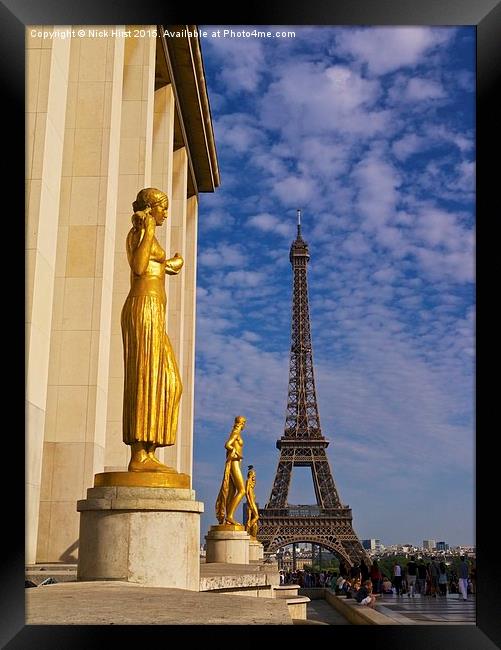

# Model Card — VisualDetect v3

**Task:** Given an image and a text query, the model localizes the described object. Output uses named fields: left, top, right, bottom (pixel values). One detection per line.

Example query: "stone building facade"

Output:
left=26, top=25, right=219, bottom=564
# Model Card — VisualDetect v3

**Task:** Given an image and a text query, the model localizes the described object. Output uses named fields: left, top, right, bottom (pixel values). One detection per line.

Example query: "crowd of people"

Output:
left=279, top=555, right=474, bottom=606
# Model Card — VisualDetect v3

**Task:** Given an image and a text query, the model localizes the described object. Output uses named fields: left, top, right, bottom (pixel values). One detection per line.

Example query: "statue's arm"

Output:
left=128, top=211, right=155, bottom=275
left=225, top=431, right=240, bottom=459
left=165, top=253, right=184, bottom=275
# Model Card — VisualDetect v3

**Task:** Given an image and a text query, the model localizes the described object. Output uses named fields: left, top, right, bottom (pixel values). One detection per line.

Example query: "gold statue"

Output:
left=245, top=465, right=259, bottom=539
left=121, top=188, right=183, bottom=473
left=215, top=416, right=246, bottom=526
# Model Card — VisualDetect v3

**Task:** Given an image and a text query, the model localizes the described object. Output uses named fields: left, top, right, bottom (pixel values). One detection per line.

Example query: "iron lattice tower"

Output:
left=257, top=212, right=368, bottom=567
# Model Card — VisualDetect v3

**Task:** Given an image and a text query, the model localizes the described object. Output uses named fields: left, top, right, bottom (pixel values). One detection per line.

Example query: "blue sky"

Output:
left=192, top=26, right=475, bottom=548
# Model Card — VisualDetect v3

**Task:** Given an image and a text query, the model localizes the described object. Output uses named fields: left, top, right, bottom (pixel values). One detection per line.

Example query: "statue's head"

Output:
left=247, top=464, right=255, bottom=479
left=234, top=415, right=246, bottom=428
left=133, top=187, right=168, bottom=211
left=132, top=188, right=169, bottom=226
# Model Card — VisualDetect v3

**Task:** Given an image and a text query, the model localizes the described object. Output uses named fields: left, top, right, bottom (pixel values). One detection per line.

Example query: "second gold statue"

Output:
left=215, top=416, right=247, bottom=527
left=245, top=465, right=259, bottom=539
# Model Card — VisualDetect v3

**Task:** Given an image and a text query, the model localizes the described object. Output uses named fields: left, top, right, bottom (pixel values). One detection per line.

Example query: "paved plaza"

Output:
left=25, top=564, right=476, bottom=625
left=306, top=599, right=351, bottom=625
left=25, top=581, right=292, bottom=625
left=377, top=593, right=475, bottom=625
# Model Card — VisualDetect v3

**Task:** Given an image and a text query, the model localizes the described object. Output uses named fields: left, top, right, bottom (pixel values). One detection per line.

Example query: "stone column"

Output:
left=150, top=83, right=175, bottom=467
left=151, top=84, right=175, bottom=198
left=35, top=29, right=126, bottom=563
left=163, top=147, right=188, bottom=473
left=104, top=27, right=157, bottom=472
left=179, top=195, right=198, bottom=483
left=26, top=29, right=71, bottom=565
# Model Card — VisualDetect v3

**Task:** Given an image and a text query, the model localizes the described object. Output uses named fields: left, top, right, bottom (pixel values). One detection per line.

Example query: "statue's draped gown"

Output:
left=121, top=231, right=182, bottom=447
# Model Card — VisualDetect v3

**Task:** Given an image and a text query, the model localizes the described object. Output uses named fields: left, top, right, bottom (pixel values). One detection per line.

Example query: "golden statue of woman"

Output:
left=245, top=465, right=259, bottom=539
left=121, top=187, right=183, bottom=472
left=215, top=416, right=246, bottom=526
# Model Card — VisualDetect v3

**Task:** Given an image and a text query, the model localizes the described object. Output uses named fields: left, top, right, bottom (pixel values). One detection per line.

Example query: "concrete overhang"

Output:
left=157, top=25, right=220, bottom=197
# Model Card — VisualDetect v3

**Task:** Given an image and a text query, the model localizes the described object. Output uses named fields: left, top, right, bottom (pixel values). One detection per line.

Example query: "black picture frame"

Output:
left=9, top=0, right=499, bottom=646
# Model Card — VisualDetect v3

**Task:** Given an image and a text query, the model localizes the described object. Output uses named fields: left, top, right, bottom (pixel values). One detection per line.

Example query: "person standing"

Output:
left=360, top=558, right=369, bottom=583
left=393, top=561, right=403, bottom=596
left=370, top=560, right=383, bottom=594
left=417, top=559, right=427, bottom=595
left=406, top=556, right=418, bottom=597
left=430, top=558, right=440, bottom=597
left=350, top=563, right=361, bottom=582
left=438, top=561, right=448, bottom=596
left=458, top=556, right=469, bottom=601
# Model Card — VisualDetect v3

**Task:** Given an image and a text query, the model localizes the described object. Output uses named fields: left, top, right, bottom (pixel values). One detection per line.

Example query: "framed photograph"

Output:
left=14, top=0, right=499, bottom=646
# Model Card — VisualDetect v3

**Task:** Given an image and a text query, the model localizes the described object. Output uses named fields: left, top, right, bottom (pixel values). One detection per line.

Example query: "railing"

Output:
left=260, top=506, right=352, bottom=518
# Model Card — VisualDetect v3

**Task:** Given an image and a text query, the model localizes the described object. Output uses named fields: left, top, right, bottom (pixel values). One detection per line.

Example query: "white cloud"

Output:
left=375, top=226, right=406, bottom=252
left=247, top=212, right=292, bottom=237
left=392, top=133, right=427, bottom=161
left=411, top=246, right=474, bottom=283
left=260, top=62, right=388, bottom=138
left=202, top=35, right=265, bottom=93
left=214, top=113, right=266, bottom=152
left=223, top=270, right=267, bottom=288
left=372, top=266, right=396, bottom=283
left=451, top=160, right=475, bottom=193
left=342, top=232, right=372, bottom=256
left=200, top=210, right=235, bottom=231
left=198, top=242, right=247, bottom=269
left=273, top=175, right=318, bottom=206
left=352, top=155, right=402, bottom=229
left=195, top=304, right=289, bottom=439
left=404, top=78, right=446, bottom=101
left=335, top=27, right=454, bottom=75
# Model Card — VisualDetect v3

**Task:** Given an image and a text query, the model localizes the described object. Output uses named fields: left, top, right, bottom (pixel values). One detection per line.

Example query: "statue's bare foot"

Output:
left=225, top=517, right=241, bottom=526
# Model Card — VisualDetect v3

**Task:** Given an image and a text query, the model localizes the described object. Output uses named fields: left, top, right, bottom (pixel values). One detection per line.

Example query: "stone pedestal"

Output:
left=249, top=538, right=264, bottom=562
left=77, top=483, right=203, bottom=590
left=205, top=525, right=251, bottom=564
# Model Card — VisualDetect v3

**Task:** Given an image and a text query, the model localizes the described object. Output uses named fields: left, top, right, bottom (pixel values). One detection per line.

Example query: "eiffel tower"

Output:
left=257, top=211, right=368, bottom=568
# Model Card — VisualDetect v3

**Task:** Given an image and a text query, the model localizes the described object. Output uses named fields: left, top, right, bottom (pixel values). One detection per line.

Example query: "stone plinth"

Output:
left=76, top=484, right=203, bottom=590
left=286, top=596, right=310, bottom=620
left=249, top=538, right=264, bottom=562
left=199, top=560, right=279, bottom=596
left=205, top=525, right=250, bottom=564
left=274, top=584, right=300, bottom=598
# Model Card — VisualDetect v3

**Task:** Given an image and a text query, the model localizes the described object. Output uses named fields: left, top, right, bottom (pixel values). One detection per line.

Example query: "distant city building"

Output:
left=436, top=541, right=449, bottom=551
left=362, top=539, right=383, bottom=552
left=423, top=540, right=436, bottom=550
